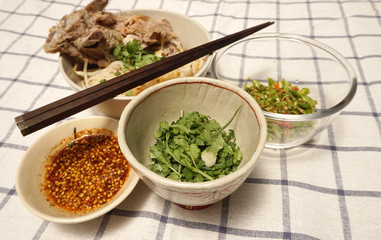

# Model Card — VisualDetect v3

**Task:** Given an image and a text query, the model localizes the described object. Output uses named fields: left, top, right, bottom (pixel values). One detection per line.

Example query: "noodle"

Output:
left=74, top=46, right=206, bottom=97
left=75, top=57, right=206, bottom=96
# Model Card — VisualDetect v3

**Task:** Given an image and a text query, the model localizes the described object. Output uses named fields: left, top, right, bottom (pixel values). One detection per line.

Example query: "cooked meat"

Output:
left=84, top=0, right=108, bottom=13
left=43, top=0, right=181, bottom=68
left=121, top=15, right=174, bottom=49
left=43, top=1, right=119, bottom=67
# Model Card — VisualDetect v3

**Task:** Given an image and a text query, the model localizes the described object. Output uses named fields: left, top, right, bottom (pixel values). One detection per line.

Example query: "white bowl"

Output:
left=16, top=116, right=139, bottom=223
left=60, top=9, right=212, bottom=118
left=118, top=77, right=267, bottom=208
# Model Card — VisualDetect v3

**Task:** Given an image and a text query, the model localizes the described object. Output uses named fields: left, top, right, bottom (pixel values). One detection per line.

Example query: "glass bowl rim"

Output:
left=212, top=32, right=358, bottom=121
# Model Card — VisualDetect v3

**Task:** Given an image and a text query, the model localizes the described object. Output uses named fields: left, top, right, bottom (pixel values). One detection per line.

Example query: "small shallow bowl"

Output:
left=16, top=116, right=139, bottom=223
left=212, top=33, right=357, bottom=148
left=118, top=77, right=267, bottom=208
left=60, top=9, right=212, bottom=118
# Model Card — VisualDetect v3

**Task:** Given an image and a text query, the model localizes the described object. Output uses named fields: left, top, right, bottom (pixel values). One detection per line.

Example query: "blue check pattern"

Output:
left=1, top=0, right=381, bottom=239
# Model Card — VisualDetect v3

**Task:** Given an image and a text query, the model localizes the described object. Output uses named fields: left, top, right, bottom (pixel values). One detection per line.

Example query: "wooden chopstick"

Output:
left=15, top=21, right=274, bottom=136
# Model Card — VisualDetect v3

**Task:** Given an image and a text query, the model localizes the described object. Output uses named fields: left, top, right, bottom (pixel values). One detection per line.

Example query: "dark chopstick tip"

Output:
left=16, top=120, right=30, bottom=136
left=15, top=115, right=24, bottom=124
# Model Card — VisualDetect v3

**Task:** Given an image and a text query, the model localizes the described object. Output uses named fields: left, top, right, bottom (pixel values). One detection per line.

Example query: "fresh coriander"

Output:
left=148, top=106, right=243, bottom=182
left=113, top=39, right=164, bottom=72
left=201, top=106, right=242, bottom=167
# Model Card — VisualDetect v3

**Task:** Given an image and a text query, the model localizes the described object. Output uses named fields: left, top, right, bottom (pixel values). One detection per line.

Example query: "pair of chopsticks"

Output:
left=15, top=21, right=274, bottom=136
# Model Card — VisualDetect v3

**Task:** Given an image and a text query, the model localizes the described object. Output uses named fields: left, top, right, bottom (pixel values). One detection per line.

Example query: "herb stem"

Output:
left=213, top=105, right=242, bottom=137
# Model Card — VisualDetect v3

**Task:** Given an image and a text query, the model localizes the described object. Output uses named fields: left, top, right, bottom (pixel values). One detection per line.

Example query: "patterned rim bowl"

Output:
left=117, top=77, right=267, bottom=208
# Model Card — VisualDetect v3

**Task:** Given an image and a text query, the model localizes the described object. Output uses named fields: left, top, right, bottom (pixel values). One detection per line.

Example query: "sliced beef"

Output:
left=43, top=0, right=181, bottom=68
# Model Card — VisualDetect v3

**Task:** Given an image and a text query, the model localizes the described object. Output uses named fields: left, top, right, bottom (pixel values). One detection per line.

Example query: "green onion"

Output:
left=244, top=78, right=317, bottom=114
left=244, top=78, right=318, bottom=143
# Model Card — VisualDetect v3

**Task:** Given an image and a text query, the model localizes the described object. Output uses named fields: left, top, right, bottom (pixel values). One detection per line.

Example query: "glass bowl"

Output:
left=212, top=33, right=357, bottom=149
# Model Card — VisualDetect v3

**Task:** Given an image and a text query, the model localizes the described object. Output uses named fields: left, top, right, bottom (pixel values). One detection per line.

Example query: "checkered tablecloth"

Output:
left=1, top=0, right=380, bottom=239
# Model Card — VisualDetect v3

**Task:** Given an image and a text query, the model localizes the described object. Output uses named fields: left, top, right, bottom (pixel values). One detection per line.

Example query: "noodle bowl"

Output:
left=59, top=9, right=212, bottom=117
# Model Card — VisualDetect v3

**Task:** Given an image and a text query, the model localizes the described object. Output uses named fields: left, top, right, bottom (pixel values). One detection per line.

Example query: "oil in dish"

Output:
left=41, top=127, right=131, bottom=213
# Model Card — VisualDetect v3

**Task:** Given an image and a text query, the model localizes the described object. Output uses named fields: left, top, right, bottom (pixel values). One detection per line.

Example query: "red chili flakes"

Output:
left=42, top=133, right=130, bottom=213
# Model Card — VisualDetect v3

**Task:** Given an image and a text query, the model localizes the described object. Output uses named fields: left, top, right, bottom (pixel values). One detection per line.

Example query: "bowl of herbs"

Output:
left=117, top=77, right=267, bottom=209
left=212, top=33, right=357, bottom=148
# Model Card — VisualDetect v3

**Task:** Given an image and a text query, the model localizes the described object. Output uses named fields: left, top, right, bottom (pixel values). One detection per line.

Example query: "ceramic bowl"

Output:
left=117, top=77, right=267, bottom=208
left=60, top=9, right=212, bottom=118
left=212, top=33, right=357, bottom=148
left=16, top=116, right=139, bottom=223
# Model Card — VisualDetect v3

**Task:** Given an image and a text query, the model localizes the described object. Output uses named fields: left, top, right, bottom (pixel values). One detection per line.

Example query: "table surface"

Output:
left=1, top=0, right=380, bottom=239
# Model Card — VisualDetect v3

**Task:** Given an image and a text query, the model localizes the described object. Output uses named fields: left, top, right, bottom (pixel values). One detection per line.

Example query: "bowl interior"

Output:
left=16, top=117, right=139, bottom=223
left=118, top=77, right=267, bottom=187
left=213, top=33, right=356, bottom=112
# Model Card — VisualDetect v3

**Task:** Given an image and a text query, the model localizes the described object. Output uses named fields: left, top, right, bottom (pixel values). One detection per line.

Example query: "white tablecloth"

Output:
left=1, top=0, right=380, bottom=239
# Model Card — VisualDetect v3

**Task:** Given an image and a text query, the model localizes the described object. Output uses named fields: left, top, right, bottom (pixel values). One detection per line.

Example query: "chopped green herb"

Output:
left=113, top=39, right=164, bottom=72
left=124, top=90, right=134, bottom=96
left=244, top=78, right=317, bottom=144
left=148, top=106, right=243, bottom=182
left=244, top=78, right=317, bottom=114
left=73, top=127, right=77, bottom=139
left=99, top=79, right=106, bottom=83
left=66, top=127, right=77, bottom=147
